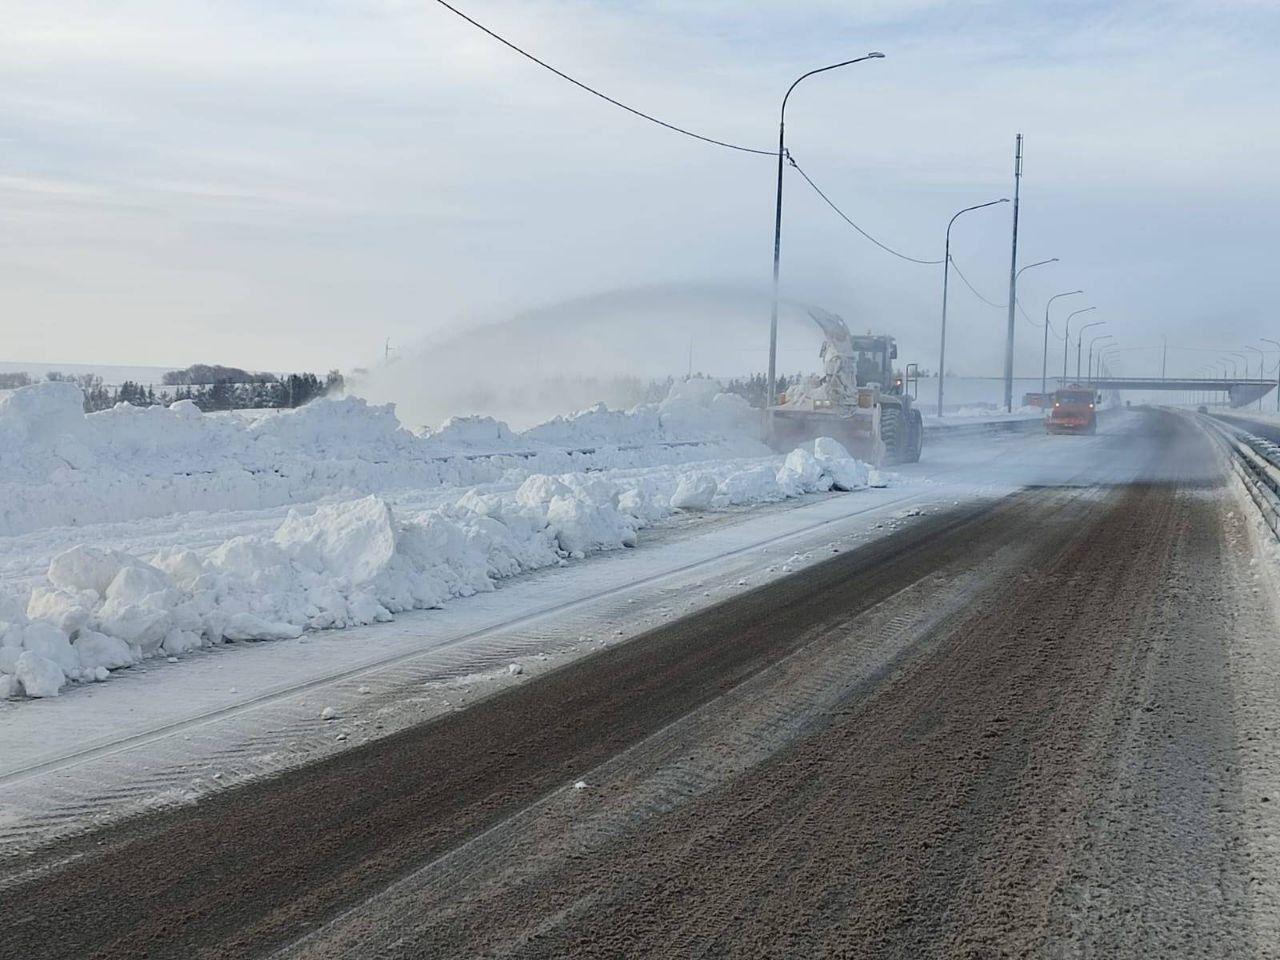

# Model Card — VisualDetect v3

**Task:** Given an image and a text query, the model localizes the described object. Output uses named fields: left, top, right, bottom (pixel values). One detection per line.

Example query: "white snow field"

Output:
left=1, top=379, right=880, bottom=702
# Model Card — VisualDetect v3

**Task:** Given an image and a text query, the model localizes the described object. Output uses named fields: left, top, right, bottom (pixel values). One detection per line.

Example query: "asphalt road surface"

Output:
left=4, top=408, right=1278, bottom=959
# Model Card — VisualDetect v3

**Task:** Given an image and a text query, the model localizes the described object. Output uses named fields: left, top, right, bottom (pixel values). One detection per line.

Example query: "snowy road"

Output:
left=0, top=417, right=1111, bottom=846
left=6, top=409, right=1279, bottom=959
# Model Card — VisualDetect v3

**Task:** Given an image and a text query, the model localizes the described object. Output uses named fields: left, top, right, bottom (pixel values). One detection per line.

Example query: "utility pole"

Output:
left=1161, top=335, right=1167, bottom=379
left=384, top=337, right=391, bottom=361
left=1003, top=134, right=1022, bottom=413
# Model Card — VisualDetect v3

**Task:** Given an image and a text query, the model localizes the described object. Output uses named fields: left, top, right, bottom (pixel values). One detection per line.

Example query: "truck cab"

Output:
left=1045, top=386, right=1099, bottom=435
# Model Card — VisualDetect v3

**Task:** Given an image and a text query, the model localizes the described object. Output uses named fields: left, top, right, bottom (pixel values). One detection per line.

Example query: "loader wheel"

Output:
left=903, top=409, right=924, bottom=463
left=880, top=405, right=907, bottom=464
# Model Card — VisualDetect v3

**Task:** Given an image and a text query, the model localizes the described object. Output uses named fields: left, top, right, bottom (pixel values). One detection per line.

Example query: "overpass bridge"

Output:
left=1076, top=377, right=1276, bottom=409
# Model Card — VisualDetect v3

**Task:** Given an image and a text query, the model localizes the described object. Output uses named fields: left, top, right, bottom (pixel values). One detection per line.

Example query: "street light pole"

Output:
left=1076, top=320, right=1105, bottom=379
left=937, top=197, right=1009, bottom=417
left=1063, top=306, right=1096, bottom=380
left=1087, top=334, right=1113, bottom=384
left=1003, top=257, right=1058, bottom=410
left=1263, top=338, right=1280, bottom=411
left=1041, top=290, right=1083, bottom=395
left=766, top=53, right=885, bottom=413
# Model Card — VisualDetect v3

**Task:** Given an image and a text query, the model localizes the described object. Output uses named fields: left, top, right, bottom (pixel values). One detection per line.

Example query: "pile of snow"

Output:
left=1, top=439, right=876, bottom=699
left=0, top=378, right=767, bottom=537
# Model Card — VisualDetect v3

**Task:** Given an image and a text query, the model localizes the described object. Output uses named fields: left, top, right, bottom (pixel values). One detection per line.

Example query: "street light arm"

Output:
left=947, top=198, right=1009, bottom=235
left=781, top=53, right=885, bottom=117
left=1015, top=257, right=1058, bottom=280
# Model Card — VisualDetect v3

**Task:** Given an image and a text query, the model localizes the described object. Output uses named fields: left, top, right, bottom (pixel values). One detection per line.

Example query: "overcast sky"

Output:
left=2, top=0, right=1277, bottom=381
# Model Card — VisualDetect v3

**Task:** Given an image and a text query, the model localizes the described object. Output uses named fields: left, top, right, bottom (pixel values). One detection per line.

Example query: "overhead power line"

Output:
left=433, top=1, right=1030, bottom=315
left=788, top=154, right=1029, bottom=315
left=948, top=256, right=1008, bottom=309
left=785, top=153, right=943, bottom=265
left=432, top=0, right=773, bottom=156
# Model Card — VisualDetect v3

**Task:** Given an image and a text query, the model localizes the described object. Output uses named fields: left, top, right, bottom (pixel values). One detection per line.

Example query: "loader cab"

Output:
left=849, top=335, right=898, bottom=390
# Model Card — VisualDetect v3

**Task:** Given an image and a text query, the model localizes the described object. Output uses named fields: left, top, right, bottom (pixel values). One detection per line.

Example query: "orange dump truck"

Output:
left=1045, top=386, right=1098, bottom=435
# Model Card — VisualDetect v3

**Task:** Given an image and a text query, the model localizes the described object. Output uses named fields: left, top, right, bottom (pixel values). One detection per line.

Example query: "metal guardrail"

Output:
left=1199, top=413, right=1280, bottom=539
left=922, top=416, right=1044, bottom=440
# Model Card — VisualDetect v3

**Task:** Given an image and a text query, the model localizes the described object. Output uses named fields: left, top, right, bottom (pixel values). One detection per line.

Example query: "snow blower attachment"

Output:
left=766, top=307, right=923, bottom=466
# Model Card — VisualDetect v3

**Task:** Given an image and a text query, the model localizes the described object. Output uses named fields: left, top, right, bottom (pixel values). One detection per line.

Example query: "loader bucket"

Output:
left=766, top=409, right=884, bottom=465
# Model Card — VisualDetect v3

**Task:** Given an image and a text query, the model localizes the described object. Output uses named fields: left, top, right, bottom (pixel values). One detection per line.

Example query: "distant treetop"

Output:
left=161, top=364, right=278, bottom=386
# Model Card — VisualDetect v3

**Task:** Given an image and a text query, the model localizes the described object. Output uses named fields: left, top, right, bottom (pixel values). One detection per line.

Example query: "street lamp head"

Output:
left=867, top=52, right=886, bottom=58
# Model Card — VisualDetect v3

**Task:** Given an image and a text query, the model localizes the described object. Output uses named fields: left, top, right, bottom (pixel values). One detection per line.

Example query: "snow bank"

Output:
left=0, top=379, right=767, bottom=537
left=0, top=438, right=875, bottom=700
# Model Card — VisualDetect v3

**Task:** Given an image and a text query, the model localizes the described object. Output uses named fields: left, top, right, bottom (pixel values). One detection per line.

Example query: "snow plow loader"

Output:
left=766, top=308, right=923, bottom=466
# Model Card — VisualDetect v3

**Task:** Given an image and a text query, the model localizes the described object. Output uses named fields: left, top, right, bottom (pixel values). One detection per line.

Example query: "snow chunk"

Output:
left=274, top=496, right=397, bottom=586
left=26, top=586, right=98, bottom=635
left=0, top=380, right=86, bottom=446
left=20, top=621, right=80, bottom=677
left=777, top=447, right=832, bottom=496
left=428, top=415, right=518, bottom=449
left=48, top=545, right=140, bottom=596
left=15, top=651, right=65, bottom=698
left=75, top=630, right=138, bottom=672
left=670, top=473, right=717, bottom=510
left=717, top=465, right=783, bottom=505
left=813, top=437, right=870, bottom=491
left=516, top=474, right=572, bottom=508
left=96, top=564, right=178, bottom=651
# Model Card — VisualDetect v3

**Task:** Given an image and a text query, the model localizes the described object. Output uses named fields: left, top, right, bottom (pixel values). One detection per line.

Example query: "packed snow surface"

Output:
left=0, top=380, right=878, bottom=700
left=0, top=379, right=763, bottom=537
